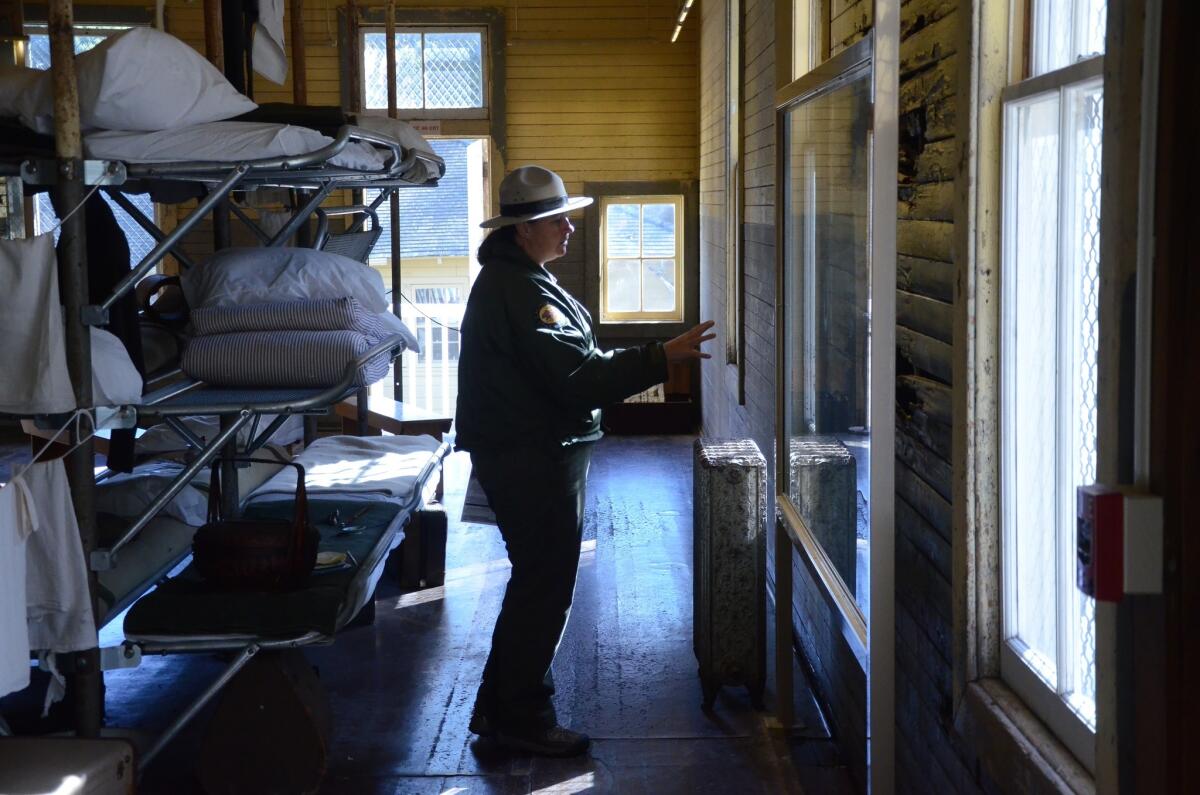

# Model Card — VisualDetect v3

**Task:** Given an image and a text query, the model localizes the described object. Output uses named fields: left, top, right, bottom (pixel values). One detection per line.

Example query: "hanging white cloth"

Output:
left=0, top=234, right=75, bottom=414
left=252, top=0, right=289, bottom=85
left=23, top=459, right=97, bottom=655
left=0, top=477, right=36, bottom=699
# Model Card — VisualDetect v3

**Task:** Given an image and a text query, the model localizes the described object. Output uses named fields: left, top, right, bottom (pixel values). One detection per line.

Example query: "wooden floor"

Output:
left=88, top=434, right=852, bottom=793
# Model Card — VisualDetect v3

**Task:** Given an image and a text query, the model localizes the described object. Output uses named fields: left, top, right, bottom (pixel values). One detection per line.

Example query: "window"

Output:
left=599, top=196, right=685, bottom=323
left=360, top=28, right=486, bottom=117
left=792, top=0, right=821, bottom=78
left=1000, top=0, right=1105, bottom=772
left=24, top=24, right=157, bottom=270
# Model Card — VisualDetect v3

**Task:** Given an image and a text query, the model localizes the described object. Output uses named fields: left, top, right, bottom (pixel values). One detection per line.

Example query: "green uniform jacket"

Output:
left=455, top=234, right=668, bottom=452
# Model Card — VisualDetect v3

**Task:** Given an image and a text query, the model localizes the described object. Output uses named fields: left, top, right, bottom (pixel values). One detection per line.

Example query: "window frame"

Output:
left=356, top=25, right=489, bottom=120
left=997, top=25, right=1104, bottom=780
left=597, top=194, right=686, bottom=324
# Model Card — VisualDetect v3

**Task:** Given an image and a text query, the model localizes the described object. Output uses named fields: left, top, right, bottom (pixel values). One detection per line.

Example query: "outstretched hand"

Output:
left=664, top=320, right=717, bottom=363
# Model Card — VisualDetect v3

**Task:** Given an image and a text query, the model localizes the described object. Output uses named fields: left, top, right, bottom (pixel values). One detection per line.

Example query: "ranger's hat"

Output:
left=480, top=165, right=593, bottom=229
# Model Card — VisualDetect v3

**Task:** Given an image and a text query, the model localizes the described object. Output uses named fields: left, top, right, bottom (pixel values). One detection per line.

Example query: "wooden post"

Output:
left=203, top=0, right=225, bottom=71
left=48, top=0, right=102, bottom=738
left=290, top=0, right=306, bottom=104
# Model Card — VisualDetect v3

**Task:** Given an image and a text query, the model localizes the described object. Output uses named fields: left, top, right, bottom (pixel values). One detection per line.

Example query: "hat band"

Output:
left=500, top=195, right=568, bottom=217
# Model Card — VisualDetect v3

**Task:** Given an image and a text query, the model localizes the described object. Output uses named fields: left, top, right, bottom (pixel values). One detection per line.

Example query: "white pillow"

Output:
left=90, top=328, right=144, bottom=406
left=18, top=27, right=256, bottom=134
left=0, top=65, right=45, bottom=127
left=181, top=247, right=389, bottom=313
left=375, top=311, right=420, bottom=354
left=95, top=462, right=208, bottom=526
left=84, top=121, right=385, bottom=171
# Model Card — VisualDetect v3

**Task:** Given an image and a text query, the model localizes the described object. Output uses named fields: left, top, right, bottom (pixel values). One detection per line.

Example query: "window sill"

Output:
left=954, top=679, right=1094, bottom=795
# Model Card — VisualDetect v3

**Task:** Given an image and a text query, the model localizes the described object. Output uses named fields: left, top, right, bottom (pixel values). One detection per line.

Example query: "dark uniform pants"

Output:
left=470, top=441, right=594, bottom=733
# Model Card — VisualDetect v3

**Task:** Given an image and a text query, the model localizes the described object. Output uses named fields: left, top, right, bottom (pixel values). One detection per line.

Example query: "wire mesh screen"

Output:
left=1074, top=88, right=1104, bottom=716
left=362, top=31, right=483, bottom=111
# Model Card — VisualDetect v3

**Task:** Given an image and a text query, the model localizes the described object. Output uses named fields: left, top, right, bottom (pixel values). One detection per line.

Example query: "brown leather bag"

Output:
left=192, top=459, right=319, bottom=590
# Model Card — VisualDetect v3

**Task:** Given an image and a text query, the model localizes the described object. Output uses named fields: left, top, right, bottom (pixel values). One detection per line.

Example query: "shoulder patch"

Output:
left=538, top=303, right=566, bottom=326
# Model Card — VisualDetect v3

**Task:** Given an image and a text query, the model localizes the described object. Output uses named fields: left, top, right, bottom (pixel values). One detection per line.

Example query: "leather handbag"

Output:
left=192, top=458, right=319, bottom=590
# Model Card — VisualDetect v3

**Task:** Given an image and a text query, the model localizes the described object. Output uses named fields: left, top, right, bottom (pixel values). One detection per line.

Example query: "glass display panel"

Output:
left=781, top=64, right=873, bottom=616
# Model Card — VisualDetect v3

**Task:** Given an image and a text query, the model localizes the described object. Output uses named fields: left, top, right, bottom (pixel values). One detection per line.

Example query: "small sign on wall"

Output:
left=409, top=120, right=442, bottom=136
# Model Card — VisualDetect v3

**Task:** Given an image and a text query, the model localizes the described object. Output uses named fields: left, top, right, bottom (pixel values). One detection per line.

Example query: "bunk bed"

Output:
left=0, top=22, right=451, bottom=773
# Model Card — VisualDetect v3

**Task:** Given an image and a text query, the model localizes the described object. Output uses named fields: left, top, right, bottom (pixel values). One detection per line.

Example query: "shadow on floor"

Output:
left=89, top=435, right=853, bottom=793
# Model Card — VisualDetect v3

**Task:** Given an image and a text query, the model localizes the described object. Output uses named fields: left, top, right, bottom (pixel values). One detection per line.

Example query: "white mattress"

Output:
left=84, top=121, right=388, bottom=171
left=246, top=434, right=443, bottom=505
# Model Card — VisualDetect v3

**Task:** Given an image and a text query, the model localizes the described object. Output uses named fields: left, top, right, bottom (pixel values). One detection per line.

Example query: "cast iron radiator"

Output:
left=692, top=438, right=766, bottom=709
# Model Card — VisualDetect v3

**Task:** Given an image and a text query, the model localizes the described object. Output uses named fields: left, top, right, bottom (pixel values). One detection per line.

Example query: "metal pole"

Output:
left=386, top=1, right=403, bottom=402
left=290, top=0, right=307, bottom=104
left=48, top=0, right=102, bottom=738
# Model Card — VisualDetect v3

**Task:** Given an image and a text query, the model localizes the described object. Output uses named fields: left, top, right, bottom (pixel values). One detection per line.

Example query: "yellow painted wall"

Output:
left=132, top=0, right=700, bottom=195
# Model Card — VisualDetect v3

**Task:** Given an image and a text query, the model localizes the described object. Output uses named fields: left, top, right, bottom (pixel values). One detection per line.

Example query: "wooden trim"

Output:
left=870, top=4, right=900, bottom=788
left=954, top=680, right=1094, bottom=794
left=774, top=35, right=871, bottom=108
left=1000, top=54, right=1103, bottom=104
left=775, top=0, right=791, bottom=89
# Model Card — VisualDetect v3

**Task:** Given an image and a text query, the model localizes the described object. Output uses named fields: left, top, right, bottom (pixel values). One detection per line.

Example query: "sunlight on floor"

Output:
left=531, top=772, right=596, bottom=794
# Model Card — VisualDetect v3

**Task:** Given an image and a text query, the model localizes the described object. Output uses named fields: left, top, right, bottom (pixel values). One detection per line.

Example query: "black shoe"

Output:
left=468, top=709, right=493, bottom=737
left=495, top=724, right=590, bottom=757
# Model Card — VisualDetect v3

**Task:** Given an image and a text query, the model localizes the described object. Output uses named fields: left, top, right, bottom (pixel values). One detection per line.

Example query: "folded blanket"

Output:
left=181, top=330, right=391, bottom=388
left=247, top=434, right=443, bottom=502
left=190, top=296, right=388, bottom=336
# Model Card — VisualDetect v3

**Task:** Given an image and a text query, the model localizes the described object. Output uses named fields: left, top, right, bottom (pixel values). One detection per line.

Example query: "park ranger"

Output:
left=455, top=165, right=715, bottom=756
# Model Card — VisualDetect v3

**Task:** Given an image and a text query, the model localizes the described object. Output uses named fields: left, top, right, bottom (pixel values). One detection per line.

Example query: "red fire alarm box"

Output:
left=1077, top=485, right=1164, bottom=601
left=1077, top=486, right=1123, bottom=601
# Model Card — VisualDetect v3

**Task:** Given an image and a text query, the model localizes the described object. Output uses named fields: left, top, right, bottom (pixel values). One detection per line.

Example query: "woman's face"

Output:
left=518, top=213, right=574, bottom=265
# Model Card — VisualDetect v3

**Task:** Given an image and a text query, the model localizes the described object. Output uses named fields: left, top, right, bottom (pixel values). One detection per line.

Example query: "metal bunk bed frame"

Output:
left=3, top=3, right=446, bottom=781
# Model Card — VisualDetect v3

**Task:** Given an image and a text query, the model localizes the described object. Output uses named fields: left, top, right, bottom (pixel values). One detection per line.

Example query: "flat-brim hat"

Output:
left=481, top=165, right=593, bottom=229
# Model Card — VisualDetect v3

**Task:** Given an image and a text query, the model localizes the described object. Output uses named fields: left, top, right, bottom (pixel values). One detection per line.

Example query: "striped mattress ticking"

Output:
left=181, top=330, right=391, bottom=388
left=190, top=297, right=387, bottom=337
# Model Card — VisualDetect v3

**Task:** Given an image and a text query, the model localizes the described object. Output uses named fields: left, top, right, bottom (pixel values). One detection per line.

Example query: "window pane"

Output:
left=781, top=64, right=873, bottom=615
left=641, top=203, right=676, bottom=258
left=396, top=34, right=424, bottom=108
left=363, top=32, right=422, bottom=109
left=606, top=259, right=640, bottom=312
left=606, top=204, right=641, bottom=258
left=424, top=32, right=483, bottom=109
left=642, top=259, right=676, bottom=312
left=1005, top=92, right=1061, bottom=685
left=1032, top=0, right=1106, bottom=76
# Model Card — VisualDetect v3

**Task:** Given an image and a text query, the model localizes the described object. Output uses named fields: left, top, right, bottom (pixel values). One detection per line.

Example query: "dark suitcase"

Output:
left=397, top=503, right=448, bottom=589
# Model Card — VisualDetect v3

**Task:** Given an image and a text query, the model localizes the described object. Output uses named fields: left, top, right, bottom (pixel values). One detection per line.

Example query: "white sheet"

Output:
left=0, top=478, right=34, bottom=698
left=23, top=459, right=97, bottom=655
left=95, top=461, right=209, bottom=527
left=252, top=0, right=288, bottom=85
left=247, top=434, right=443, bottom=503
left=136, top=414, right=304, bottom=455
left=85, top=121, right=386, bottom=172
left=0, top=234, right=75, bottom=414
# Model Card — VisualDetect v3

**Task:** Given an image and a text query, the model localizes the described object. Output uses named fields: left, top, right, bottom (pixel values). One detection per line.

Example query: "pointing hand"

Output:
left=664, top=320, right=717, bottom=363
